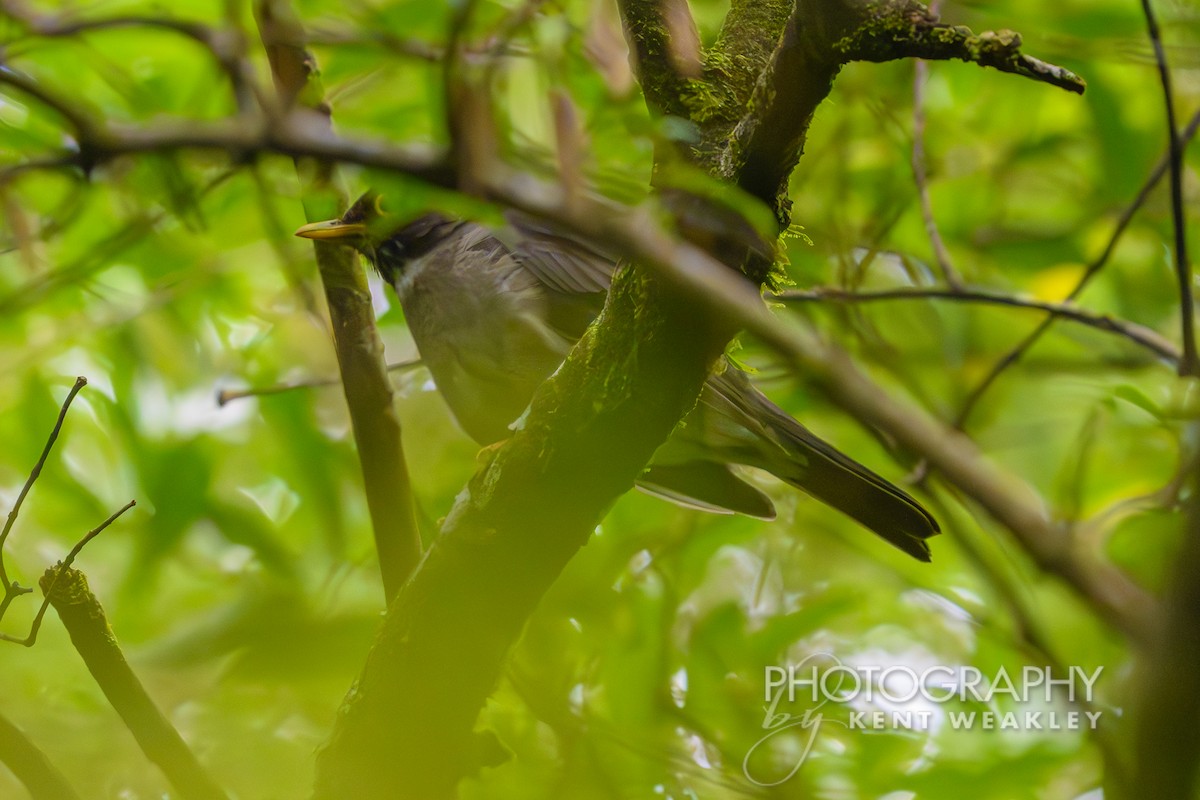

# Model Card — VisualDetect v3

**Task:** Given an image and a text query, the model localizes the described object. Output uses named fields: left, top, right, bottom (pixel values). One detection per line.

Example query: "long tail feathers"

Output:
left=755, top=407, right=940, bottom=561
left=699, top=368, right=940, bottom=561
left=780, top=437, right=938, bottom=560
left=644, top=368, right=940, bottom=561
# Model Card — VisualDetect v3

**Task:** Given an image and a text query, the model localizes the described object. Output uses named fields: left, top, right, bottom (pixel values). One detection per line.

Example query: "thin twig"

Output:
left=304, top=27, right=534, bottom=63
left=0, top=100, right=454, bottom=190
left=216, top=358, right=424, bottom=406
left=0, top=377, right=86, bottom=609
left=954, top=107, right=1200, bottom=428
left=0, top=66, right=96, bottom=140
left=304, top=27, right=442, bottom=61
left=1139, top=0, right=1195, bottom=376
left=780, top=286, right=1180, bottom=364
left=1, top=0, right=214, bottom=44
left=2, top=500, right=136, bottom=647
left=0, top=155, right=79, bottom=188
left=911, top=0, right=964, bottom=289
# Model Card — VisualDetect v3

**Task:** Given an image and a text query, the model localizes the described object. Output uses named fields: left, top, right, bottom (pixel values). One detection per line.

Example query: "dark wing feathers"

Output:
left=504, top=213, right=617, bottom=295
left=497, top=214, right=615, bottom=338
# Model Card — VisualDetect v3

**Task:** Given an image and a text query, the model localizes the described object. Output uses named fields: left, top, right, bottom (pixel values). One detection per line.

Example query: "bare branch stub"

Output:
left=215, top=358, right=424, bottom=406
left=2, top=500, right=136, bottom=648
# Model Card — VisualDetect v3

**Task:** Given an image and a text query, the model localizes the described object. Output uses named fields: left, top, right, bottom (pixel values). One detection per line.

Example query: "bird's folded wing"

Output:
left=502, top=213, right=618, bottom=295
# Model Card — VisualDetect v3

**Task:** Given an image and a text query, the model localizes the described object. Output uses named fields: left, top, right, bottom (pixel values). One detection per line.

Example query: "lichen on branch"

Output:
left=837, top=13, right=1085, bottom=94
left=719, top=0, right=1084, bottom=216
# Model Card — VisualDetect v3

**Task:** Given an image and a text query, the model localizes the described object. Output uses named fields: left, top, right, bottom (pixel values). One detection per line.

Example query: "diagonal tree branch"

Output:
left=313, top=186, right=741, bottom=800
left=837, top=14, right=1085, bottom=93
left=41, top=564, right=228, bottom=800
left=787, top=335, right=1158, bottom=643
left=498, top=180, right=1159, bottom=644
left=0, top=710, right=82, bottom=800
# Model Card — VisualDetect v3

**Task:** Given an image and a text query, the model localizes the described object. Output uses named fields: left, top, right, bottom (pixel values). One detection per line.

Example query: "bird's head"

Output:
left=294, top=192, right=458, bottom=286
left=293, top=190, right=393, bottom=258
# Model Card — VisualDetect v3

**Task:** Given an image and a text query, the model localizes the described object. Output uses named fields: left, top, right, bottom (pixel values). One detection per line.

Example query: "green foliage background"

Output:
left=0, top=0, right=1197, bottom=797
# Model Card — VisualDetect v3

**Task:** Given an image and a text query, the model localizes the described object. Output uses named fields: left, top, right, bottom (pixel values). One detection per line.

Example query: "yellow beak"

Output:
left=294, top=219, right=369, bottom=240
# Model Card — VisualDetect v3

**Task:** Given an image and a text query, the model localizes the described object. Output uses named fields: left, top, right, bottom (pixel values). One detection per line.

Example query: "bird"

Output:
left=296, top=192, right=940, bottom=560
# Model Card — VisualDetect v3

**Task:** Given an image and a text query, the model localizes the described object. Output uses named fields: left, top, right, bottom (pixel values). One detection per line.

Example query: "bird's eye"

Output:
left=373, top=194, right=387, bottom=216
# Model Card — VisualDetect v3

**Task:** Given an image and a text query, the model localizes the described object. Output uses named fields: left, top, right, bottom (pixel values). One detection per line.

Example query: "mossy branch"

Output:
left=616, top=0, right=697, bottom=122
left=726, top=0, right=1084, bottom=214
left=40, top=566, right=229, bottom=800
left=836, top=13, right=1085, bottom=94
left=699, top=0, right=793, bottom=144
left=313, top=210, right=738, bottom=799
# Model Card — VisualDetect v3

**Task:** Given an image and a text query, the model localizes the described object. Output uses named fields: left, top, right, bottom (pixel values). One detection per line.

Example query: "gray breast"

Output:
left=392, top=224, right=574, bottom=444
